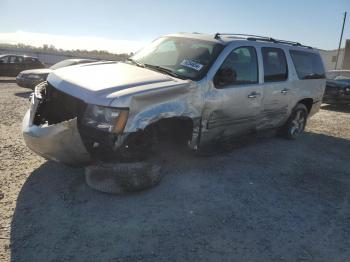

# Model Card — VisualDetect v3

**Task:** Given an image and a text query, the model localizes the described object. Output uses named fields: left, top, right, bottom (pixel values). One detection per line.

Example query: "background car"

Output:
left=16, top=58, right=98, bottom=89
left=0, top=54, right=45, bottom=77
left=323, top=70, right=350, bottom=105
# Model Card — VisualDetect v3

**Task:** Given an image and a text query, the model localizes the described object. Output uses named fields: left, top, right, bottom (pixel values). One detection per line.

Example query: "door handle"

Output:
left=281, top=88, right=290, bottom=94
left=248, top=92, right=261, bottom=98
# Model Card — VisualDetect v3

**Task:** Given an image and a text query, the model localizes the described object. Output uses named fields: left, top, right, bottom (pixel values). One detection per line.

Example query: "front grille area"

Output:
left=34, top=82, right=86, bottom=125
left=33, top=82, right=119, bottom=159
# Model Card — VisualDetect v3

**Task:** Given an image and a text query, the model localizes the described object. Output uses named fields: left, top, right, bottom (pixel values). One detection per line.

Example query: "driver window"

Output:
left=0, top=56, right=9, bottom=64
left=214, top=46, right=258, bottom=88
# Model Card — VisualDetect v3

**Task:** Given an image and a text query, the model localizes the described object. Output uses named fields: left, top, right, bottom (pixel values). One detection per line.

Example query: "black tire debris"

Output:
left=85, top=162, right=162, bottom=194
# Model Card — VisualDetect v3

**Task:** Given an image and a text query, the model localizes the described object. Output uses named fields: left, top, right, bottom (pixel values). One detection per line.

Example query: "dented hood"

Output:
left=47, top=62, right=186, bottom=106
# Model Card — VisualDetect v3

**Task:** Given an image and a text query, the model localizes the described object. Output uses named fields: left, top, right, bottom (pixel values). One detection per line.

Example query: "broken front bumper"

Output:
left=22, top=97, right=91, bottom=165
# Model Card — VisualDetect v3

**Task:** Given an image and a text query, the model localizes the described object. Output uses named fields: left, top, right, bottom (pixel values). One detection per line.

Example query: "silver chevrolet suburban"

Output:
left=22, top=33, right=326, bottom=165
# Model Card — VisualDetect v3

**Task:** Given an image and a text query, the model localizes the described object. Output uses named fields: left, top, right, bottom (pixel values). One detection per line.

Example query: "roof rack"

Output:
left=214, top=33, right=313, bottom=49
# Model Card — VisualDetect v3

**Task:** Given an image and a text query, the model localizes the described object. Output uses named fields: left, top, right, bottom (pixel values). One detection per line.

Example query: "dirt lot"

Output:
left=0, top=78, right=350, bottom=262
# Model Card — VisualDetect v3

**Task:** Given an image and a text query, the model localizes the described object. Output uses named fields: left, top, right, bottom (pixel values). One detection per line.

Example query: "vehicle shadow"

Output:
left=14, top=91, right=32, bottom=99
left=10, top=132, right=350, bottom=261
left=321, top=104, right=350, bottom=113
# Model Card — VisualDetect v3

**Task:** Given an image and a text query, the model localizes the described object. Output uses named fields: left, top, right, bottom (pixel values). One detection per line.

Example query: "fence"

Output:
left=3, top=46, right=347, bottom=71
left=0, top=48, right=124, bottom=66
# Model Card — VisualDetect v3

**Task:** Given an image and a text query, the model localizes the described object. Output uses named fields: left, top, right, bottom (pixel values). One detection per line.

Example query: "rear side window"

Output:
left=262, top=47, right=288, bottom=82
left=9, top=56, right=17, bottom=63
left=289, top=50, right=325, bottom=79
left=9, top=56, right=23, bottom=63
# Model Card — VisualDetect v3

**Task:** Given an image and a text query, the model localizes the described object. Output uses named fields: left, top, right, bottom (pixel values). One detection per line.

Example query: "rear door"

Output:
left=200, top=46, right=262, bottom=147
left=15, top=56, right=25, bottom=75
left=257, top=47, right=293, bottom=130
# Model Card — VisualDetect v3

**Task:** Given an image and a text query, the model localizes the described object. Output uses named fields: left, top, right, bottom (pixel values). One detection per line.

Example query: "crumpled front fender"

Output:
left=22, top=107, right=91, bottom=166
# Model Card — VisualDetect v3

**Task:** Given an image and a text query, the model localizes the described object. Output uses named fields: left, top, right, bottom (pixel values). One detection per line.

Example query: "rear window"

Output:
left=262, top=47, right=288, bottom=82
left=289, top=50, right=325, bottom=80
left=25, top=57, right=37, bottom=63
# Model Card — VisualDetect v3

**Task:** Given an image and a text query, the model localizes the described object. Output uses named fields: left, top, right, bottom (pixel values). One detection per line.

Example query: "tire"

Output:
left=280, top=103, right=308, bottom=139
left=85, top=161, right=162, bottom=194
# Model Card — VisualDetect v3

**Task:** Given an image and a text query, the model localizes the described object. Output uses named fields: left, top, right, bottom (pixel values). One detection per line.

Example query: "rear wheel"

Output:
left=280, top=103, right=308, bottom=139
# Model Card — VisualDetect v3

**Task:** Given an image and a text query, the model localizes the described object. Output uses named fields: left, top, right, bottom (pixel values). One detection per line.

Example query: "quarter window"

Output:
left=289, top=50, right=325, bottom=79
left=262, top=47, right=288, bottom=82
left=214, top=46, right=258, bottom=88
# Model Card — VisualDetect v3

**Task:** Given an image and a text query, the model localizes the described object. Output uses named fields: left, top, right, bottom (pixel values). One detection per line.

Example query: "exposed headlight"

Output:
left=34, top=82, right=47, bottom=99
left=27, top=74, right=42, bottom=79
left=82, top=105, right=129, bottom=134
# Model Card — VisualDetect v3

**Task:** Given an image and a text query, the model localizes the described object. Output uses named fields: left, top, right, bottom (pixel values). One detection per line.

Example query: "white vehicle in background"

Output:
left=22, top=33, right=326, bottom=165
left=16, top=58, right=98, bottom=89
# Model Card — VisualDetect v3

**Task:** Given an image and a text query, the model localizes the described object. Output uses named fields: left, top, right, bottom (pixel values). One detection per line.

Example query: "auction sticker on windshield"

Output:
left=180, top=59, right=204, bottom=71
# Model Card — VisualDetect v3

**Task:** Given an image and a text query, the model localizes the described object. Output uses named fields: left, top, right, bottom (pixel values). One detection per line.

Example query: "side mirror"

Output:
left=214, top=68, right=237, bottom=88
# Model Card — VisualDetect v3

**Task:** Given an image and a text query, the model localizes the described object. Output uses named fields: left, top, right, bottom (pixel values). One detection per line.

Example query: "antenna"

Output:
left=335, top=12, right=347, bottom=70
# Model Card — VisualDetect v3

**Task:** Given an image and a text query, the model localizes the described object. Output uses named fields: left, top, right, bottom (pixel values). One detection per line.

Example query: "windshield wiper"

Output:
left=144, top=64, right=182, bottom=78
left=126, top=58, right=145, bottom=68
left=126, top=59, right=184, bottom=79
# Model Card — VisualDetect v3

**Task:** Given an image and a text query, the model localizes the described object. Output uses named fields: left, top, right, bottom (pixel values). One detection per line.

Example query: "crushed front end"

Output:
left=22, top=82, right=128, bottom=165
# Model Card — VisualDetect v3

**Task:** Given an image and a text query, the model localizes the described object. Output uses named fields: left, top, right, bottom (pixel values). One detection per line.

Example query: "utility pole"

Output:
left=335, top=12, right=347, bottom=70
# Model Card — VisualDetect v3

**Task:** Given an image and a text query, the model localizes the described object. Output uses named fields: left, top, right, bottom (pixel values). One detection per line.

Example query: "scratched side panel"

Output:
left=207, top=110, right=258, bottom=130
left=199, top=82, right=262, bottom=149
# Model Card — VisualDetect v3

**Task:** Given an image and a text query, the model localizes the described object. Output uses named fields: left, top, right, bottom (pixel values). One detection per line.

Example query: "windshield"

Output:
left=50, top=60, right=77, bottom=70
left=130, top=37, right=224, bottom=80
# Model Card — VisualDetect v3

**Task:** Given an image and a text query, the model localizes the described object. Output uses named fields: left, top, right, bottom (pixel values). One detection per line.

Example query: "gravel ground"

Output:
left=1, top=78, right=350, bottom=262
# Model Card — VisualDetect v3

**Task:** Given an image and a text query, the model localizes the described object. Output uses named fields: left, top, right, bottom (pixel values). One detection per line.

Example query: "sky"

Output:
left=0, top=0, right=349, bottom=54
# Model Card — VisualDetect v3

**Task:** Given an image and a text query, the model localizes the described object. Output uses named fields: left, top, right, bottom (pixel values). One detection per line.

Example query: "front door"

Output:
left=199, top=46, right=262, bottom=148
left=0, top=56, right=10, bottom=76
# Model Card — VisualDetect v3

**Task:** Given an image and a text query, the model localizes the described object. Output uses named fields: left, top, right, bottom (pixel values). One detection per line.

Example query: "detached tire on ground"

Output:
left=85, top=162, right=162, bottom=194
left=280, top=103, right=308, bottom=139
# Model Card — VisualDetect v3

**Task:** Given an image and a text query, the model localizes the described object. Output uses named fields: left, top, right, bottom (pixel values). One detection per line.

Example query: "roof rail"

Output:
left=214, top=33, right=313, bottom=49
left=214, top=33, right=273, bottom=40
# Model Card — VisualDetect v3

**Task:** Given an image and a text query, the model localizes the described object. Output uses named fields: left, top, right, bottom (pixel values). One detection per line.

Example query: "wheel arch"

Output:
left=296, top=98, right=313, bottom=113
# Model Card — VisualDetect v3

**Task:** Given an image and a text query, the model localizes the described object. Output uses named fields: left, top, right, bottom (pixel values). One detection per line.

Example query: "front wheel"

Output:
left=280, top=103, right=308, bottom=139
left=118, top=129, right=155, bottom=162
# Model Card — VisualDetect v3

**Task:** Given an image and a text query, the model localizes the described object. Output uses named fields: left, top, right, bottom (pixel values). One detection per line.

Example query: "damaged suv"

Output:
left=22, top=33, right=326, bottom=165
